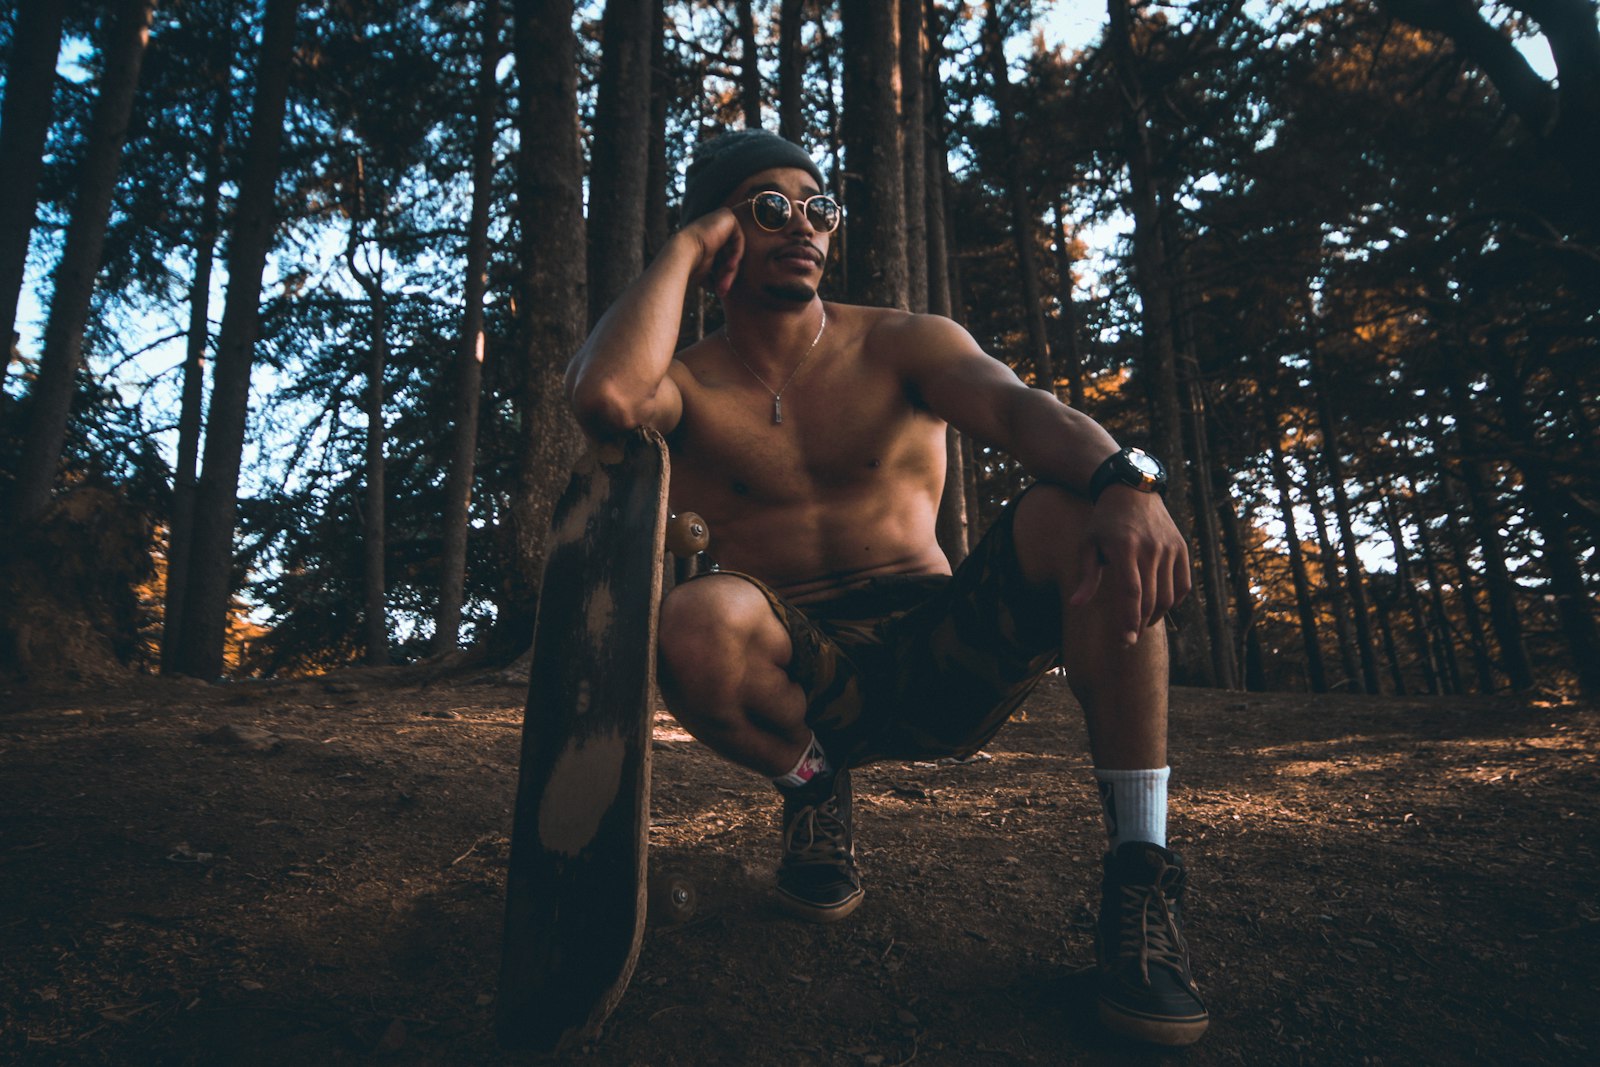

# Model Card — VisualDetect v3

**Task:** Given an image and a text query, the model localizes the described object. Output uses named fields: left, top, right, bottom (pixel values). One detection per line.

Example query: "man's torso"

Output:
left=665, top=303, right=951, bottom=601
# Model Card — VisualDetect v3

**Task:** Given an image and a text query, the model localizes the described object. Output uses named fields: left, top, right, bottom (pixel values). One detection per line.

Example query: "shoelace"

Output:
left=1115, top=870, right=1188, bottom=984
left=783, top=797, right=851, bottom=867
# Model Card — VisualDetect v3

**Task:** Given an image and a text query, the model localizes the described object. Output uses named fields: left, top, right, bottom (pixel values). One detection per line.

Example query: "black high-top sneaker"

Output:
left=1095, top=841, right=1210, bottom=1046
left=776, top=767, right=863, bottom=922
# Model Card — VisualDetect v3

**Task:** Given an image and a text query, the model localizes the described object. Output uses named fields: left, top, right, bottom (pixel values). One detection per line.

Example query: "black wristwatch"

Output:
left=1088, top=447, right=1168, bottom=502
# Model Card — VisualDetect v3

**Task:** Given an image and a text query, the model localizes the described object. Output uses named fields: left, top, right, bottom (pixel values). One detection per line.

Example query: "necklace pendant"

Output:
left=773, top=397, right=783, bottom=425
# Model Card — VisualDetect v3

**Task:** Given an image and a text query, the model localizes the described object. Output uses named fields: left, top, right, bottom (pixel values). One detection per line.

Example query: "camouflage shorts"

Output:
left=698, top=493, right=1061, bottom=768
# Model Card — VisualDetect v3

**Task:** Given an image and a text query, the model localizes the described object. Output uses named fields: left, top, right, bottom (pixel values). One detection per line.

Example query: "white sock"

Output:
left=1093, top=766, right=1170, bottom=850
left=773, top=733, right=831, bottom=790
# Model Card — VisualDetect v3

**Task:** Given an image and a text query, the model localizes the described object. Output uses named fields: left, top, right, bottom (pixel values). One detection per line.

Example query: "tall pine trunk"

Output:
left=14, top=0, right=158, bottom=523
left=840, top=0, right=908, bottom=310
left=170, top=0, right=299, bottom=680
left=1303, top=452, right=1360, bottom=692
left=1308, top=347, right=1381, bottom=694
left=644, top=0, right=670, bottom=261
left=778, top=0, right=807, bottom=143
left=1268, top=428, right=1327, bottom=692
left=1051, top=206, right=1085, bottom=410
left=346, top=213, right=389, bottom=668
left=433, top=0, right=503, bottom=656
left=1488, top=341, right=1600, bottom=699
left=505, top=0, right=587, bottom=634
left=0, top=0, right=68, bottom=392
left=161, top=76, right=230, bottom=673
left=899, top=0, right=927, bottom=315
left=589, top=0, right=652, bottom=325
left=982, top=0, right=1053, bottom=393
left=1441, top=354, right=1535, bottom=689
left=1107, top=0, right=1208, bottom=683
left=736, top=0, right=761, bottom=129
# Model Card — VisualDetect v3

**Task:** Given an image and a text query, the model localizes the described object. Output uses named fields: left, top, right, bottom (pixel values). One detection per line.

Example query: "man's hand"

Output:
left=1068, top=487, right=1192, bottom=646
left=680, top=208, right=745, bottom=298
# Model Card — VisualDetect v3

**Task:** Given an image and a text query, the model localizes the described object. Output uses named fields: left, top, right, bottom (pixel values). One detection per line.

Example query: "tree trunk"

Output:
left=1442, top=484, right=1499, bottom=693
left=1412, top=504, right=1464, bottom=694
left=14, top=0, right=158, bottom=524
left=1106, top=0, right=1208, bottom=683
left=433, top=0, right=503, bottom=657
left=778, top=0, right=807, bottom=143
left=348, top=228, right=389, bottom=667
left=1441, top=355, right=1536, bottom=689
left=1488, top=339, right=1600, bottom=699
left=1216, top=477, right=1263, bottom=690
left=840, top=0, right=909, bottom=310
left=900, top=0, right=927, bottom=315
left=0, top=0, right=68, bottom=391
left=644, top=0, right=670, bottom=261
left=736, top=0, right=761, bottom=130
left=1380, top=485, right=1440, bottom=694
left=982, top=0, right=1053, bottom=393
left=588, top=0, right=652, bottom=324
left=170, top=0, right=300, bottom=680
left=1374, top=586, right=1408, bottom=695
left=505, top=0, right=587, bottom=627
left=1268, top=429, right=1327, bottom=692
left=161, top=77, right=230, bottom=674
left=1308, top=348, right=1381, bottom=694
left=1051, top=205, right=1085, bottom=409
left=1299, top=454, right=1359, bottom=693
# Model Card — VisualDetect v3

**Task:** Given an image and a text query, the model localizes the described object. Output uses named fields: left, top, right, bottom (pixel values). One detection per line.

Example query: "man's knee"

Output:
left=1011, top=484, right=1093, bottom=586
left=657, top=575, right=789, bottom=695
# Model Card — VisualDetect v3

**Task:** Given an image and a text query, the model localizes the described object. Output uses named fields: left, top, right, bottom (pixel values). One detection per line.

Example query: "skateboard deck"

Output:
left=496, top=428, right=671, bottom=1051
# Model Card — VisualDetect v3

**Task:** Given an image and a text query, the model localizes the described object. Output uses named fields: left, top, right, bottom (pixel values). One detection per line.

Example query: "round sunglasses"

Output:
left=743, top=190, right=843, bottom=234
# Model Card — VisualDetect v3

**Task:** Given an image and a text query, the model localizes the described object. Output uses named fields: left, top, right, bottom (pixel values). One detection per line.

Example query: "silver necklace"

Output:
left=725, top=308, right=827, bottom=425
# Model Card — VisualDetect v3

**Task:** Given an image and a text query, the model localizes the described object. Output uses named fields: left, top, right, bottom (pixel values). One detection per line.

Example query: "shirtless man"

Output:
left=566, top=130, right=1209, bottom=1047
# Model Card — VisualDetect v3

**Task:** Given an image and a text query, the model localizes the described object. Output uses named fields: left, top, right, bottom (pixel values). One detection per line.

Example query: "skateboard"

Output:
left=496, top=427, right=709, bottom=1051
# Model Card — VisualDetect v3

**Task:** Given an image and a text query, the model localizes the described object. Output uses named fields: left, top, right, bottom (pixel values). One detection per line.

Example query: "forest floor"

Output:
left=1, top=668, right=1596, bottom=1066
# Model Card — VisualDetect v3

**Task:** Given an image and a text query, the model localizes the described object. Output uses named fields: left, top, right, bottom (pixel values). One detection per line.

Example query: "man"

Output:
left=566, top=130, right=1208, bottom=1047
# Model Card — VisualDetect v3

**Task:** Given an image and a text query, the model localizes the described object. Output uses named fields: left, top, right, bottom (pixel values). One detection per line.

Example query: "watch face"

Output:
left=1127, top=448, right=1162, bottom=479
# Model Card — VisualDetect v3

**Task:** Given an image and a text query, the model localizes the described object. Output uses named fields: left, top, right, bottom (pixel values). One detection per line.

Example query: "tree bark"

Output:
left=505, top=0, right=587, bottom=628
left=1216, top=473, right=1263, bottom=690
left=1268, top=429, right=1327, bottom=692
left=433, top=0, right=503, bottom=657
left=589, top=0, right=652, bottom=324
left=170, top=0, right=300, bottom=680
left=900, top=0, right=927, bottom=315
left=736, top=0, right=762, bottom=130
left=1051, top=206, right=1085, bottom=409
left=1302, top=451, right=1361, bottom=693
left=644, top=0, right=670, bottom=261
left=14, top=0, right=158, bottom=524
left=1412, top=504, right=1464, bottom=694
left=840, top=0, right=909, bottom=310
left=0, top=0, right=68, bottom=389
left=1308, top=347, right=1382, bottom=694
left=1380, top=485, right=1440, bottom=694
left=1106, top=0, right=1208, bottom=683
left=347, top=221, right=389, bottom=667
left=161, top=77, right=230, bottom=674
left=1488, top=338, right=1600, bottom=699
left=778, top=0, right=807, bottom=143
left=1441, top=483, right=1499, bottom=693
left=982, top=0, right=1053, bottom=393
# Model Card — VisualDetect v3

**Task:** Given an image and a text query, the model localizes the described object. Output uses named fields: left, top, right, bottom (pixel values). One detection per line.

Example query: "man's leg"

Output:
left=657, top=575, right=864, bottom=921
left=1011, top=487, right=1209, bottom=1046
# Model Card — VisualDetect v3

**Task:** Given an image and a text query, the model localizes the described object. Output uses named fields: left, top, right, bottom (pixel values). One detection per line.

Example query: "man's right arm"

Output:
left=566, top=209, right=744, bottom=439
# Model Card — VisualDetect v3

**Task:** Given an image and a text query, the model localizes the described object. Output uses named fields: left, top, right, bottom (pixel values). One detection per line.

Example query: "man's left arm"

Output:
left=889, top=314, right=1191, bottom=643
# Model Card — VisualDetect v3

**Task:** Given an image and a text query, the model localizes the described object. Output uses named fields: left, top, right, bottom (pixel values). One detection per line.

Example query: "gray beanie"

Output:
left=681, top=129, right=826, bottom=225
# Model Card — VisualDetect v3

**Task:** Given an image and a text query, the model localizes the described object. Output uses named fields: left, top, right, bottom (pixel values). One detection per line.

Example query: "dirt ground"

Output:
left=1, top=668, right=1596, bottom=1066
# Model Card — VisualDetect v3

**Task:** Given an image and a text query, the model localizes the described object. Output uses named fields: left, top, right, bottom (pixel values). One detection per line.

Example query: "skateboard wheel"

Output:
left=649, top=872, right=697, bottom=925
left=665, top=512, right=711, bottom=557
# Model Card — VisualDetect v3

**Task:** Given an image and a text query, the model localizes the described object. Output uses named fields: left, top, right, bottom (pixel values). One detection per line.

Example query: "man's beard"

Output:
left=763, top=282, right=816, bottom=303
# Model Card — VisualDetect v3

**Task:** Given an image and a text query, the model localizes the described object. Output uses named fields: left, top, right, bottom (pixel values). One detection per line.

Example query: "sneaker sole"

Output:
left=1097, top=999, right=1210, bottom=1046
left=775, top=885, right=865, bottom=924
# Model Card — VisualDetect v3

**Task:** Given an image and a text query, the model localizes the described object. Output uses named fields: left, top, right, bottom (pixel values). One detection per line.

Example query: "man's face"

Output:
left=724, top=166, right=832, bottom=304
